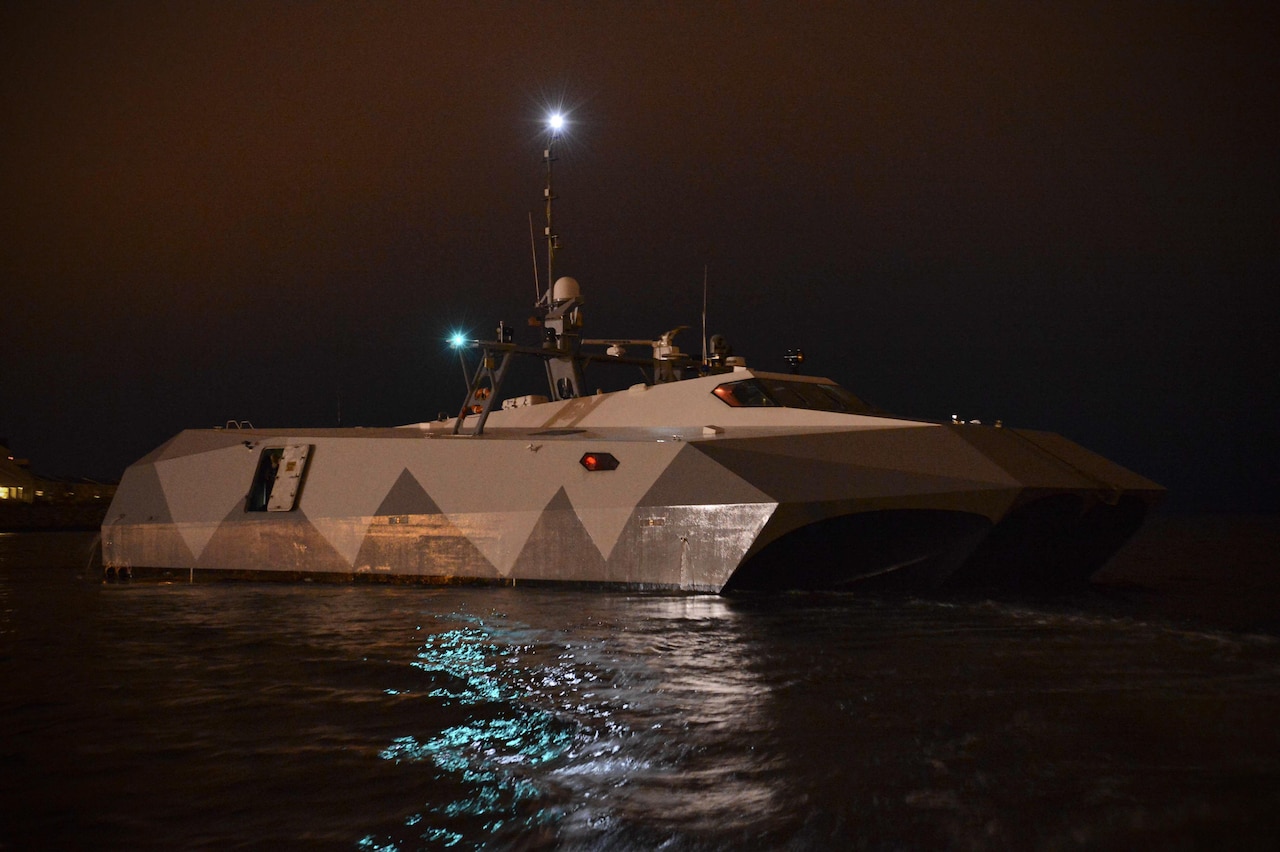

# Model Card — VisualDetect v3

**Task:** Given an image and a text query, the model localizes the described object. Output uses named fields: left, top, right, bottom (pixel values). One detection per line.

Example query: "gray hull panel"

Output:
left=106, top=502, right=776, bottom=591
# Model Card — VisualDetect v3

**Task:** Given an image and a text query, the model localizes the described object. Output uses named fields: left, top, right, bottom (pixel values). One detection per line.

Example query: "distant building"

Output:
left=1, top=444, right=37, bottom=504
left=36, top=476, right=117, bottom=504
left=0, top=442, right=116, bottom=506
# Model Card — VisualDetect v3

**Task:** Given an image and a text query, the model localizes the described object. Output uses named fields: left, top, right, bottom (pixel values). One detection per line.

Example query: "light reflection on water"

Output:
left=362, top=596, right=785, bottom=849
left=3, top=532, right=1280, bottom=850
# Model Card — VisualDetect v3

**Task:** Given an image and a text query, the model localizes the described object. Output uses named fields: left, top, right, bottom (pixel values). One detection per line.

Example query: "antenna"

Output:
left=701, top=264, right=709, bottom=366
left=528, top=211, right=541, bottom=301
left=544, top=113, right=563, bottom=290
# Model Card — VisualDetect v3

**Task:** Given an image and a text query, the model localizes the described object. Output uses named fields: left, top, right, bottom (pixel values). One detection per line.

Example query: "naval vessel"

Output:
left=102, top=121, right=1162, bottom=593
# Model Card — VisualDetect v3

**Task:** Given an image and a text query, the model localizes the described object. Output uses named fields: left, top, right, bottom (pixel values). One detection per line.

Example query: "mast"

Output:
left=544, top=112, right=563, bottom=291
left=536, top=112, right=585, bottom=400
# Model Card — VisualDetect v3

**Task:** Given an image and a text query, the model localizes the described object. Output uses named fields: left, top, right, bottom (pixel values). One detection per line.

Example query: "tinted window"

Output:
left=712, top=380, right=777, bottom=407
left=711, top=379, right=872, bottom=414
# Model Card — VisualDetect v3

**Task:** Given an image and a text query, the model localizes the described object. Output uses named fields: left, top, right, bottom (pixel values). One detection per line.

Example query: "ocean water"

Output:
left=2, top=524, right=1278, bottom=850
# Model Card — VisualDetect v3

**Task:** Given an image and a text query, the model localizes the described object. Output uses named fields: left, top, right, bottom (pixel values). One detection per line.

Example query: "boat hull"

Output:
left=102, top=419, right=1161, bottom=594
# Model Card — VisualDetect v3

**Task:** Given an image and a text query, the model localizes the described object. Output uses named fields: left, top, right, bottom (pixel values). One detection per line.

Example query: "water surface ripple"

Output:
left=2, top=531, right=1278, bottom=849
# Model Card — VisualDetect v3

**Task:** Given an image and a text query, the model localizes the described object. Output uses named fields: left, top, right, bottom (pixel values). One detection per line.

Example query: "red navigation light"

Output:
left=579, top=452, right=620, bottom=472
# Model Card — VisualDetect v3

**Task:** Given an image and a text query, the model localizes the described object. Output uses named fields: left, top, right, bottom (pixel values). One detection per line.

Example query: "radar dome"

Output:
left=552, top=276, right=581, bottom=301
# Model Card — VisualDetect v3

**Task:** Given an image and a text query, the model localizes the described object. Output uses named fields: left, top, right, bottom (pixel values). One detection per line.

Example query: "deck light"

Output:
left=579, top=452, right=619, bottom=472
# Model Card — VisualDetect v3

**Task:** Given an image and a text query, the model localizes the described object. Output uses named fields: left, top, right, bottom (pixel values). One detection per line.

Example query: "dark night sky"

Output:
left=2, top=2, right=1277, bottom=513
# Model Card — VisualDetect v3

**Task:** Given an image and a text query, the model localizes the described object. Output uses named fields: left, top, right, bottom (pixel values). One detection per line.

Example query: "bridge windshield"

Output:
left=712, top=378, right=873, bottom=414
